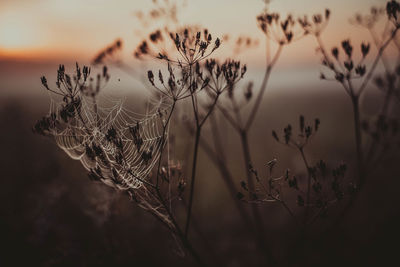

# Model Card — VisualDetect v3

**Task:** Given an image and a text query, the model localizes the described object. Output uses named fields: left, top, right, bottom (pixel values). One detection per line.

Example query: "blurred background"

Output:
left=1, top=0, right=400, bottom=266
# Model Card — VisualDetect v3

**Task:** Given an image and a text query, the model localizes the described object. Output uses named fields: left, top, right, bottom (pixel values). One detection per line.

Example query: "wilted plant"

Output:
left=33, top=0, right=400, bottom=266
left=235, top=115, right=356, bottom=237
left=308, top=3, right=400, bottom=188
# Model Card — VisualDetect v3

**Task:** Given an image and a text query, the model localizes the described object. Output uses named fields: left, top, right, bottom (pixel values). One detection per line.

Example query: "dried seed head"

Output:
left=344, top=60, right=354, bottom=72
left=387, top=0, right=400, bottom=21
left=325, top=9, right=331, bottom=19
left=147, top=70, right=155, bottom=86
left=83, top=66, right=90, bottom=81
left=272, top=130, right=279, bottom=142
left=207, top=33, right=212, bottom=42
left=305, top=126, right=312, bottom=138
left=284, top=124, right=292, bottom=144
left=313, top=14, right=322, bottom=24
left=298, top=9, right=330, bottom=36
left=300, top=115, right=305, bottom=132
left=355, top=65, right=366, bottom=76
left=149, top=30, right=162, bottom=43
left=258, top=12, right=303, bottom=43
left=335, top=72, right=344, bottom=82
left=244, top=82, right=253, bottom=101
left=40, top=76, right=49, bottom=89
left=341, top=39, right=353, bottom=58
left=213, top=38, right=221, bottom=51
left=315, top=118, right=320, bottom=131
left=93, top=39, right=122, bottom=65
left=361, top=42, right=370, bottom=57
left=331, top=47, right=339, bottom=60
left=158, top=70, right=164, bottom=84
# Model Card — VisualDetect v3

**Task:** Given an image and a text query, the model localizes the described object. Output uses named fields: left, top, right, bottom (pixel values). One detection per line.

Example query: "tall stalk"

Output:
left=351, top=95, right=364, bottom=186
left=185, top=126, right=201, bottom=237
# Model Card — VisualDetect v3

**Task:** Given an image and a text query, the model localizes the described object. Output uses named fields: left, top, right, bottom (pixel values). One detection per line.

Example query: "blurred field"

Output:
left=2, top=0, right=400, bottom=265
left=1, top=74, right=400, bottom=266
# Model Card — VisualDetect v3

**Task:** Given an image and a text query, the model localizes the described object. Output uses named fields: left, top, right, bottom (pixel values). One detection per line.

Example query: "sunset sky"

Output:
left=0, top=0, right=380, bottom=60
left=0, top=0, right=387, bottom=95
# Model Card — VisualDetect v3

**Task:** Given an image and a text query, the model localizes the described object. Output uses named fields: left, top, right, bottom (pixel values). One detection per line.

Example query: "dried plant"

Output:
left=33, top=0, right=400, bottom=266
left=238, top=116, right=354, bottom=225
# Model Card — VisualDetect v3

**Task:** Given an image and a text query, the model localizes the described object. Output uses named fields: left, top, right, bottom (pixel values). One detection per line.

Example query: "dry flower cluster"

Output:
left=34, top=0, right=400, bottom=266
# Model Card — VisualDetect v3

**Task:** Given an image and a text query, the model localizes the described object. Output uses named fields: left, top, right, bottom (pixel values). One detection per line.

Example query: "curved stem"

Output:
left=358, top=26, right=399, bottom=96
left=245, top=44, right=283, bottom=130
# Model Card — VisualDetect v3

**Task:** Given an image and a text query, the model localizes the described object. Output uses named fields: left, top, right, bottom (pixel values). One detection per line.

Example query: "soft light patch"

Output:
left=0, top=13, right=41, bottom=49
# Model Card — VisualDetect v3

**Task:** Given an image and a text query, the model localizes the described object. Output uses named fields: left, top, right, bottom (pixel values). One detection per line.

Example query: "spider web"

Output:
left=47, top=93, right=171, bottom=190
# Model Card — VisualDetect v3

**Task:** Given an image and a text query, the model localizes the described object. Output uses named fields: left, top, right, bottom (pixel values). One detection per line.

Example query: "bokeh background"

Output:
left=1, top=0, right=400, bottom=266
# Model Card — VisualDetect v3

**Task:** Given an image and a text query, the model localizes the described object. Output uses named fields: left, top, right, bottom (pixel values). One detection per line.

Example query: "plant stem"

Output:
left=365, top=82, right=395, bottom=166
left=155, top=101, right=176, bottom=187
left=198, top=135, right=253, bottom=229
left=245, top=45, right=283, bottom=130
left=351, top=95, right=364, bottom=186
left=239, top=130, right=276, bottom=265
left=185, top=126, right=201, bottom=237
left=358, top=26, right=400, bottom=96
left=185, top=90, right=220, bottom=238
left=240, top=131, right=255, bottom=200
left=299, top=147, right=311, bottom=227
left=329, top=96, right=364, bottom=229
left=155, top=189, right=206, bottom=266
left=93, top=97, right=100, bottom=127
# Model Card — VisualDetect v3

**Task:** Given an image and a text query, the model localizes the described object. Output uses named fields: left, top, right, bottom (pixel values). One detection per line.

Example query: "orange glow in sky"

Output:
left=0, top=0, right=393, bottom=98
left=0, top=0, right=382, bottom=65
